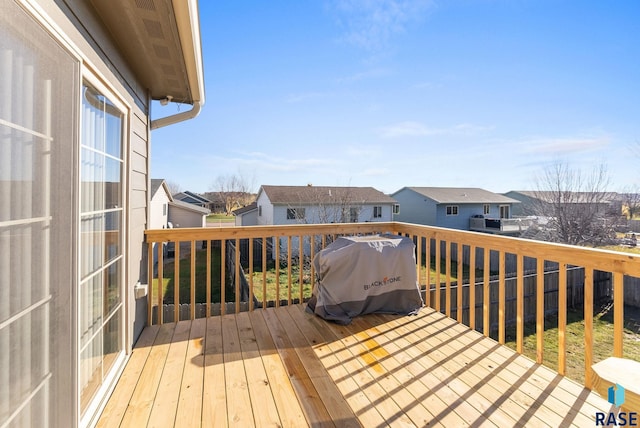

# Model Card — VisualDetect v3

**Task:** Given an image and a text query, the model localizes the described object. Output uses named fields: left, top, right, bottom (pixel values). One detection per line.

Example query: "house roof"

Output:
left=169, top=199, right=210, bottom=214
left=150, top=179, right=172, bottom=201
left=259, top=185, right=397, bottom=205
left=88, top=0, right=204, bottom=107
left=173, top=191, right=212, bottom=204
left=233, top=202, right=258, bottom=216
left=396, top=187, right=519, bottom=204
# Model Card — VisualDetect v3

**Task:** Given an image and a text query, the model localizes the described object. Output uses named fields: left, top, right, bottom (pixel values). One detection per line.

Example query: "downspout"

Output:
left=150, top=100, right=202, bottom=130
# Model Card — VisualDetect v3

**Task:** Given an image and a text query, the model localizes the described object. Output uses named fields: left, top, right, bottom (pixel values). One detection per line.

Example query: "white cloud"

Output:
left=330, top=0, right=434, bottom=51
left=378, top=121, right=493, bottom=138
left=520, top=136, right=611, bottom=155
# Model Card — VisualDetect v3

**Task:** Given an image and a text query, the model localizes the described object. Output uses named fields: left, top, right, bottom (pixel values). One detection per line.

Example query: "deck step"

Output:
left=592, top=357, right=640, bottom=412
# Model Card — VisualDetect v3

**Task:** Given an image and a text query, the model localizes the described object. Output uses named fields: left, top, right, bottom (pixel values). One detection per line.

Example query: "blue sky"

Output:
left=151, top=0, right=640, bottom=195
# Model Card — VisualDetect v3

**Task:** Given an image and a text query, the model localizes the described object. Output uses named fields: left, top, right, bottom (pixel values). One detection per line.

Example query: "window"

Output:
left=500, top=205, right=510, bottom=219
left=163, top=203, right=167, bottom=216
left=79, top=81, right=125, bottom=416
left=393, top=204, right=400, bottom=215
left=446, top=205, right=459, bottom=216
left=373, top=206, right=382, bottom=218
left=484, top=204, right=490, bottom=215
left=258, top=205, right=262, bottom=216
left=287, top=207, right=305, bottom=220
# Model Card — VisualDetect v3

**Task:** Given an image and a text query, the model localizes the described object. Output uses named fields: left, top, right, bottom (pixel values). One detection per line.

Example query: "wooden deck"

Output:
left=97, top=305, right=613, bottom=427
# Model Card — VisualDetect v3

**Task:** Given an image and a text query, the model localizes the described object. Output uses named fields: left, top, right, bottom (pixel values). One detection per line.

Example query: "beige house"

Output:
left=1, top=1, right=204, bottom=427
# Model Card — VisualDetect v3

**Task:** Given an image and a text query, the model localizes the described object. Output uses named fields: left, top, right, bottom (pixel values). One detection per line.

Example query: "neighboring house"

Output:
left=150, top=179, right=171, bottom=229
left=1, top=2, right=204, bottom=427
left=233, top=202, right=259, bottom=226
left=252, top=185, right=399, bottom=226
left=173, top=190, right=213, bottom=208
left=202, top=191, right=256, bottom=214
left=391, top=187, right=523, bottom=234
left=168, top=200, right=210, bottom=228
left=152, top=180, right=210, bottom=228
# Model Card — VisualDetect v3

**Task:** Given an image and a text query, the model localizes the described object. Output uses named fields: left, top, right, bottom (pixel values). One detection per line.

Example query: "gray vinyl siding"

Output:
left=391, top=188, right=437, bottom=225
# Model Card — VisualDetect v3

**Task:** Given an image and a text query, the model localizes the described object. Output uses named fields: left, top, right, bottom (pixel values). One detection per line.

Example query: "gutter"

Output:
left=150, top=0, right=205, bottom=130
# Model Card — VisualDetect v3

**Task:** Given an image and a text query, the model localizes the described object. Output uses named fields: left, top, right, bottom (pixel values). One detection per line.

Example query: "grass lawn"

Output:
left=504, top=303, right=640, bottom=384
left=206, top=213, right=234, bottom=222
left=152, top=246, right=232, bottom=304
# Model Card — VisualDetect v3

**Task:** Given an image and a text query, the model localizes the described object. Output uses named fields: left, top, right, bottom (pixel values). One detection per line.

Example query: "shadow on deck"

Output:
left=97, top=305, right=613, bottom=427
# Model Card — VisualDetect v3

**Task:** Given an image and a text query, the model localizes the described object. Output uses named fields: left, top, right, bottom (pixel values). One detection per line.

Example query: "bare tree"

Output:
left=211, top=173, right=256, bottom=215
left=529, top=162, right=617, bottom=245
left=621, top=187, right=640, bottom=220
left=165, top=180, right=182, bottom=195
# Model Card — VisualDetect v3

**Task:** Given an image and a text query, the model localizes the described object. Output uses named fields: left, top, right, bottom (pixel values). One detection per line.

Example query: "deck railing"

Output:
left=145, top=221, right=640, bottom=389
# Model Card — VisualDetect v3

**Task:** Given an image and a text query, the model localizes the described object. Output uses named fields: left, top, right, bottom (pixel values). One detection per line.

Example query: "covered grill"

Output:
left=307, top=234, right=423, bottom=324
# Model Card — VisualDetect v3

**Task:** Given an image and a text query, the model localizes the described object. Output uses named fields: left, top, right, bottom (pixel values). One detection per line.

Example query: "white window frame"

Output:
left=446, top=205, right=459, bottom=216
left=78, top=70, right=129, bottom=428
left=373, top=206, right=382, bottom=218
left=393, top=204, right=400, bottom=215
left=483, top=204, right=490, bottom=215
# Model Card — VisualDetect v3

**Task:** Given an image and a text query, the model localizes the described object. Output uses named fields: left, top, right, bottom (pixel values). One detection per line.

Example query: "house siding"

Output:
left=392, top=188, right=437, bottom=225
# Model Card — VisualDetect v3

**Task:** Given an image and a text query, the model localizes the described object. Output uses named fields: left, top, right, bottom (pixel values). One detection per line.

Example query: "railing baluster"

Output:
left=558, top=262, right=567, bottom=375
left=147, top=242, right=153, bottom=326
left=499, top=251, right=505, bottom=344
left=275, top=236, right=280, bottom=307
left=536, top=258, right=544, bottom=364
left=157, top=242, right=163, bottom=325
left=249, top=238, right=254, bottom=311
left=299, top=235, right=304, bottom=303
left=613, top=271, right=624, bottom=358
left=483, top=247, right=489, bottom=337
left=516, top=254, right=524, bottom=354
left=310, top=235, right=316, bottom=297
left=416, top=235, right=422, bottom=295
left=262, top=236, right=267, bottom=310
left=235, top=238, right=240, bottom=314
left=221, top=239, right=226, bottom=315
left=445, top=241, right=451, bottom=317
left=425, top=236, right=431, bottom=308
left=584, top=268, right=594, bottom=388
left=174, top=242, right=180, bottom=322
left=469, top=244, right=476, bottom=330
left=287, top=236, right=292, bottom=305
left=191, top=240, right=196, bottom=320
left=457, top=243, right=463, bottom=323
left=206, top=239, right=211, bottom=317
left=435, top=238, right=441, bottom=312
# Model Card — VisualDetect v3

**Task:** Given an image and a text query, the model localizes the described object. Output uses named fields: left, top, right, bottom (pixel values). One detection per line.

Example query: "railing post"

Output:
left=445, top=241, right=451, bottom=317
left=249, top=238, right=254, bottom=311
left=157, top=242, right=164, bottom=325
left=235, top=238, right=240, bottom=314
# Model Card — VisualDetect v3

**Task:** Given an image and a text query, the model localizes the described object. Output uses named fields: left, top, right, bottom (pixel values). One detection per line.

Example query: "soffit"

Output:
left=89, top=0, right=202, bottom=104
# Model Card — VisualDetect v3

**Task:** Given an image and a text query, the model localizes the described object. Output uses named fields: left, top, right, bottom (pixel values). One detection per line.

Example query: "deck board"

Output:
left=98, top=305, right=612, bottom=427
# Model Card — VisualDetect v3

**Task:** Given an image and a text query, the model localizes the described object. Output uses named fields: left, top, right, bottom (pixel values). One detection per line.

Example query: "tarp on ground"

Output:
left=306, top=234, right=423, bottom=324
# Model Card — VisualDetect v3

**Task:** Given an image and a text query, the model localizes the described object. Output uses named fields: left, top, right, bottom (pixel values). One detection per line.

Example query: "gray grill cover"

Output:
left=306, top=234, right=423, bottom=324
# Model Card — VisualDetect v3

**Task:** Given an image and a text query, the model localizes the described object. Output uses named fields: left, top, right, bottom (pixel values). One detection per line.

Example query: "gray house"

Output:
left=391, top=187, right=524, bottom=234
left=1, top=1, right=204, bottom=427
